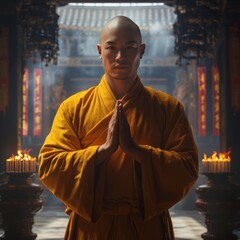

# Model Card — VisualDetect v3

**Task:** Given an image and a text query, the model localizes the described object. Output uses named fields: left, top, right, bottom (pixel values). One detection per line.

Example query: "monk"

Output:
left=38, top=16, right=198, bottom=239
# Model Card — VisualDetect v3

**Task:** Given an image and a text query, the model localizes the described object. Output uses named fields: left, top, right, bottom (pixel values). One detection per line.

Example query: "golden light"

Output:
left=6, top=149, right=36, bottom=173
left=202, top=151, right=231, bottom=173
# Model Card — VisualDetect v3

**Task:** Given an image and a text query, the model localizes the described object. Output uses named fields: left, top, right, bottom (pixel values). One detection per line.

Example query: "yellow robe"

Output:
left=38, top=75, right=198, bottom=240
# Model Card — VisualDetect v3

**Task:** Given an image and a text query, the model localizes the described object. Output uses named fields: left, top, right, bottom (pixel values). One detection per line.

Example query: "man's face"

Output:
left=97, top=25, right=145, bottom=82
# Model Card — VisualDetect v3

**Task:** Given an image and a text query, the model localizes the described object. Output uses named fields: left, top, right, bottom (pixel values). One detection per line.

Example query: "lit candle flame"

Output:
left=6, top=149, right=36, bottom=173
left=202, top=151, right=231, bottom=173
left=202, top=151, right=231, bottom=162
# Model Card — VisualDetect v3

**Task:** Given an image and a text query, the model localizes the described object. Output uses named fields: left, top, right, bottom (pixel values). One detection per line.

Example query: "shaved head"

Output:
left=100, top=16, right=142, bottom=44
left=97, top=15, right=145, bottom=89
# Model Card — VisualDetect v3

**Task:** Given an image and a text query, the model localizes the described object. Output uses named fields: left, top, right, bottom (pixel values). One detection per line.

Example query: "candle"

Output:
left=5, top=150, right=36, bottom=173
left=202, top=151, right=231, bottom=173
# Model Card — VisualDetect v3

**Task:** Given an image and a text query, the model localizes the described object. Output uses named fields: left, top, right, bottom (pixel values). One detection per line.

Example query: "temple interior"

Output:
left=0, top=1, right=240, bottom=239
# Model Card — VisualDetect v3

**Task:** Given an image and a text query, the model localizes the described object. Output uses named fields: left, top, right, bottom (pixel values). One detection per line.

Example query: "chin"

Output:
left=111, top=73, right=130, bottom=80
left=114, top=76, right=130, bottom=81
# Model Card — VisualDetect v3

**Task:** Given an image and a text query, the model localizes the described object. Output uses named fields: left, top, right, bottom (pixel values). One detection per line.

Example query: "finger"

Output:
left=117, top=99, right=123, bottom=110
left=110, top=102, right=119, bottom=125
left=118, top=104, right=126, bottom=124
left=106, top=107, right=119, bottom=150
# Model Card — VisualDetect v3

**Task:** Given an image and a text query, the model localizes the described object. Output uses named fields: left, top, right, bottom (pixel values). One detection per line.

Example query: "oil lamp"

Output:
left=0, top=150, right=43, bottom=240
left=195, top=151, right=240, bottom=240
left=5, top=149, right=36, bottom=173
left=173, top=0, right=222, bottom=65
left=201, top=151, right=231, bottom=173
left=17, top=0, right=59, bottom=66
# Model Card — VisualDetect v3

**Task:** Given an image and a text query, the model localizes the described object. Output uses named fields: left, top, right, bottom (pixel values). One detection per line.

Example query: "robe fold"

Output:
left=38, top=74, right=198, bottom=240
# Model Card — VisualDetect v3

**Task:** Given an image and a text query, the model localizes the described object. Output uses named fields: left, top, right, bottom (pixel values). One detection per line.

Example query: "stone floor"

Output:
left=32, top=208, right=208, bottom=240
left=0, top=207, right=239, bottom=240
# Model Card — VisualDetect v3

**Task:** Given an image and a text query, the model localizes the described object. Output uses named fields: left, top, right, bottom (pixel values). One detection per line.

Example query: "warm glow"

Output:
left=201, top=151, right=231, bottom=173
left=9, top=149, right=35, bottom=161
left=202, top=151, right=231, bottom=162
left=6, top=149, right=36, bottom=173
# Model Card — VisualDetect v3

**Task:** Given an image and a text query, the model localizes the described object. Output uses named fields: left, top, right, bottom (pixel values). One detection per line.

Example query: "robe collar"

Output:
left=97, top=74, right=145, bottom=111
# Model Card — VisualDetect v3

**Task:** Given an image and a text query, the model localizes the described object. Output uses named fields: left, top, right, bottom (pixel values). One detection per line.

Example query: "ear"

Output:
left=140, top=43, right=145, bottom=59
left=97, top=44, right=102, bottom=59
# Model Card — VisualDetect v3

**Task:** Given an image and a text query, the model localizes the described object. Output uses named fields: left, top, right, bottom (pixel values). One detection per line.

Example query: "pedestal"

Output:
left=0, top=173, right=43, bottom=240
left=195, top=173, right=240, bottom=240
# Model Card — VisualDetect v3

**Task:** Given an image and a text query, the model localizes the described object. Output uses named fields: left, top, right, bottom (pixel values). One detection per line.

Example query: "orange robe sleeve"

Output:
left=133, top=100, right=198, bottom=220
left=38, top=95, right=106, bottom=222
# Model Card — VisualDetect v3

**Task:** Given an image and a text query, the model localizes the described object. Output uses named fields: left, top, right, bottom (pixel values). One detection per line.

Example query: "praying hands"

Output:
left=96, top=99, right=139, bottom=166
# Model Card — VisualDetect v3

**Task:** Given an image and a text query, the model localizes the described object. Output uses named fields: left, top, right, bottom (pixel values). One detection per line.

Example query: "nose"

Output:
left=115, top=49, right=127, bottom=62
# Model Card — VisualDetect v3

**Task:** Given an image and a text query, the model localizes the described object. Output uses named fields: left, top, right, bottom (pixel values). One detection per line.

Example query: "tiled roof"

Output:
left=57, top=5, right=176, bottom=31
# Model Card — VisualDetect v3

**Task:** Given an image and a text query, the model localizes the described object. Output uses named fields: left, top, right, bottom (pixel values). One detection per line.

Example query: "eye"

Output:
left=106, top=46, right=115, bottom=50
left=126, top=44, right=137, bottom=50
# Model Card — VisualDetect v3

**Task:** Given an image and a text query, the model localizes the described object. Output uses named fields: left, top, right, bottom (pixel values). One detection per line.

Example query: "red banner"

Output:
left=229, top=26, right=240, bottom=112
left=33, top=69, right=42, bottom=137
left=22, top=69, right=29, bottom=136
left=198, top=67, right=207, bottom=136
left=212, top=66, right=220, bottom=136
left=0, top=27, right=9, bottom=113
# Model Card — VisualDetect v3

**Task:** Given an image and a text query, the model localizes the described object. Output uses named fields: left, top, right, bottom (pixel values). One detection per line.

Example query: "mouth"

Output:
left=114, top=65, right=128, bottom=69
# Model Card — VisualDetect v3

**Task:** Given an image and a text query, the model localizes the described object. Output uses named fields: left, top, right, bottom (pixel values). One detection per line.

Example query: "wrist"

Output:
left=126, top=143, right=142, bottom=163
left=95, top=144, right=113, bottom=166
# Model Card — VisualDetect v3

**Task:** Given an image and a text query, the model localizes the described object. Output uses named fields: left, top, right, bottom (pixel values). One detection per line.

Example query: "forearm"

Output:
left=95, top=144, right=115, bottom=166
left=125, top=144, right=145, bottom=163
left=96, top=143, right=145, bottom=165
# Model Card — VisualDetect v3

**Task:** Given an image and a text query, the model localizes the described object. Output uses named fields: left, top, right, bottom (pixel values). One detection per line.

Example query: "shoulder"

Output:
left=59, top=86, right=96, bottom=113
left=143, top=86, right=185, bottom=120
left=144, top=86, right=181, bottom=109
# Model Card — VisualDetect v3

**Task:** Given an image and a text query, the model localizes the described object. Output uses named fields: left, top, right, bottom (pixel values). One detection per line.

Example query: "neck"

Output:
left=106, top=76, right=137, bottom=99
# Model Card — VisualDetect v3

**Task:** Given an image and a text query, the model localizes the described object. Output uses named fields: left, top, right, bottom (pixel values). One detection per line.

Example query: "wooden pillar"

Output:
left=0, top=1, right=21, bottom=173
left=217, top=1, right=240, bottom=185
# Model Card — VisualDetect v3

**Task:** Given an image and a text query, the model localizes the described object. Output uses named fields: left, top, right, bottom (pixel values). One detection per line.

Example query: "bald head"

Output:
left=97, top=15, right=145, bottom=90
left=100, top=16, right=142, bottom=44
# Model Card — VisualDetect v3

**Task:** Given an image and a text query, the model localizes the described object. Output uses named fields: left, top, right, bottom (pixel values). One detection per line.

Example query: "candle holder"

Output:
left=195, top=172, right=240, bottom=240
left=0, top=173, right=43, bottom=240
